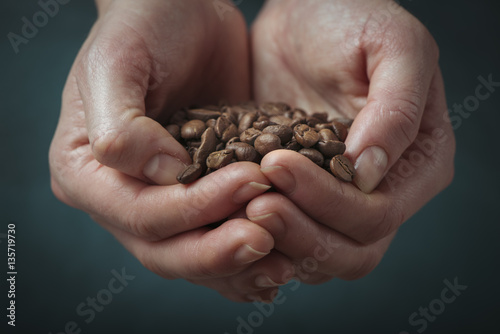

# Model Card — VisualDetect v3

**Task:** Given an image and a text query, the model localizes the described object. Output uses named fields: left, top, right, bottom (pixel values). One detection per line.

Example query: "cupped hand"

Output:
left=249, top=0, right=455, bottom=283
left=49, top=0, right=294, bottom=302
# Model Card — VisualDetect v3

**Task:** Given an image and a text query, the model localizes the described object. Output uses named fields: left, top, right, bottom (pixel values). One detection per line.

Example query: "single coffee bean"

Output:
left=187, top=108, right=221, bottom=121
left=311, top=112, right=329, bottom=123
left=177, top=163, right=203, bottom=184
left=165, top=124, right=180, bottom=141
left=238, top=111, right=259, bottom=133
left=284, top=137, right=301, bottom=151
left=292, top=108, right=307, bottom=119
left=317, top=140, right=346, bottom=158
left=188, top=147, right=197, bottom=160
left=262, top=124, right=293, bottom=145
left=221, top=124, right=239, bottom=142
left=318, top=128, right=339, bottom=142
left=253, top=115, right=270, bottom=131
left=254, top=133, right=282, bottom=156
left=193, top=127, right=217, bottom=166
left=215, top=142, right=225, bottom=151
left=330, top=155, right=355, bottom=182
left=187, top=140, right=202, bottom=149
left=214, top=116, right=233, bottom=138
left=315, top=123, right=333, bottom=131
left=226, top=142, right=259, bottom=162
left=331, top=121, right=348, bottom=142
left=181, top=120, right=206, bottom=140
left=294, top=124, right=320, bottom=148
left=226, top=136, right=240, bottom=145
left=205, top=118, right=216, bottom=128
left=290, top=117, right=307, bottom=128
left=221, top=111, right=238, bottom=124
left=206, top=150, right=234, bottom=169
left=299, top=148, right=324, bottom=166
left=240, top=128, right=262, bottom=146
left=306, top=116, right=322, bottom=127
left=269, top=115, right=294, bottom=127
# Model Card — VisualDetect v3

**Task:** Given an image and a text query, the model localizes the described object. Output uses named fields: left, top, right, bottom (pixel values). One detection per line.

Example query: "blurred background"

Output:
left=1, top=0, right=499, bottom=333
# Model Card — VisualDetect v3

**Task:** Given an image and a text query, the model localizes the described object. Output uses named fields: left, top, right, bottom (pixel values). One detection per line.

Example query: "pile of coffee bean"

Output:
left=164, top=102, right=355, bottom=184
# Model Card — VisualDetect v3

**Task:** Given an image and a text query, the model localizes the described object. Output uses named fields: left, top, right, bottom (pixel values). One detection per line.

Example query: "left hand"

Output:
left=247, top=0, right=456, bottom=284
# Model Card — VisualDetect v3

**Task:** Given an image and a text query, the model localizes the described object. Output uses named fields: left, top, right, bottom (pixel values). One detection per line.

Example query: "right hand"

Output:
left=49, top=0, right=294, bottom=302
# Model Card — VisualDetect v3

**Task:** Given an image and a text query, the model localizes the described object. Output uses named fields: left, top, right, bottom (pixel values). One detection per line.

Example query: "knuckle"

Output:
left=139, top=250, right=176, bottom=280
left=90, top=130, right=129, bottom=167
left=358, top=202, right=403, bottom=244
left=124, top=209, right=164, bottom=242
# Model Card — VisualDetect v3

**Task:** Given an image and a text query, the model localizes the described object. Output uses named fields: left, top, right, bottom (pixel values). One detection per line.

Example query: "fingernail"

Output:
left=354, top=146, right=388, bottom=193
left=144, top=154, right=187, bottom=185
left=255, top=275, right=281, bottom=288
left=260, top=166, right=296, bottom=194
left=249, top=213, right=286, bottom=240
left=233, top=182, right=271, bottom=204
left=234, top=244, right=269, bottom=264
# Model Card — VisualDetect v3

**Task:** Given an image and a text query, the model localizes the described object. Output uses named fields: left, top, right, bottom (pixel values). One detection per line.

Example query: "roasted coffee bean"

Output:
left=226, top=142, right=259, bottom=162
left=181, top=120, right=206, bottom=140
left=238, top=111, right=259, bottom=133
left=207, top=150, right=234, bottom=169
left=254, top=133, right=282, bottom=156
left=318, top=128, right=339, bottom=142
left=262, top=124, right=293, bottom=145
left=188, top=147, right=197, bottom=160
left=221, top=124, right=239, bottom=142
left=215, top=142, right=225, bottom=151
left=284, top=137, right=301, bottom=151
left=299, top=148, right=324, bottom=166
left=294, top=124, right=320, bottom=148
left=165, top=124, right=180, bottom=141
left=214, top=116, right=233, bottom=138
left=226, top=137, right=240, bottom=145
left=187, top=108, right=221, bottom=121
left=332, top=121, right=348, bottom=142
left=269, top=115, right=294, bottom=127
left=311, top=112, right=329, bottom=123
left=187, top=140, right=202, bottom=149
left=330, top=155, right=355, bottom=182
left=193, top=127, right=217, bottom=166
left=253, top=115, right=270, bottom=131
left=240, top=128, right=262, bottom=145
left=177, top=163, right=203, bottom=184
left=317, top=140, right=346, bottom=158
left=170, top=109, right=188, bottom=127
left=205, top=118, right=216, bottom=128
left=292, top=108, right=307, bottom=119
left=305, top=116, right=322, bottom=127
left=315, top=123, right=333, bottom=131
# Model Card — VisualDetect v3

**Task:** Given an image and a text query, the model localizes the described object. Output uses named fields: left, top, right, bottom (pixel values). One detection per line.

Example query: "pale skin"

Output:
left=49, top=0, right=455, bottom=302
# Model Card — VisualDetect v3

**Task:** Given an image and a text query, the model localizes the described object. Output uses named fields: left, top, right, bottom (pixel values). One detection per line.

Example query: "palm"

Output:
left=251, top=0, right=386, bottom=117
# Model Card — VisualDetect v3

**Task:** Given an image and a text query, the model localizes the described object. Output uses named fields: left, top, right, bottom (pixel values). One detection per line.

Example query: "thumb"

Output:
left=77, top=44, right=191, bottom=185
left=345, top=25, right=439, bottom=193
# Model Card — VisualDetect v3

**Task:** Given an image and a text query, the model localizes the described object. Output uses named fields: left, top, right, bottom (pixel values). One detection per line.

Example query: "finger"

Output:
left=66, top=160, right=271, bottom=241
left=259, top=71, right=454, bottom=245
left=345, top=19, right=440, bottom=193
left=246, top=192, right=394, bottom=279
left=105, top=218, right=274, bottom=281
left=192, top=250, right=295, bottom=303
left=77, top=25, right=191, bottom=185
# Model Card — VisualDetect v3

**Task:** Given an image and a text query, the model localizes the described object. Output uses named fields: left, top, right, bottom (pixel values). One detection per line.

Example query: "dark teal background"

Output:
left=1, top=1, right=499, bottom=333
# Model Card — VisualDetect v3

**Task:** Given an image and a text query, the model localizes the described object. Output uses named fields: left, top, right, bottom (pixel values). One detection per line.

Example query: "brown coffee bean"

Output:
left=254, top=133, right=282, bottom=156
left=177, top=163, right=203, bottom=184
left=306, top=116, right=322, bottom=127
left=221, top=124, right=238, bottom=142
left=292, top=108, right=307, bottom=119
left=207, top=150, right=234, bottom=169
left=187, top=108, right=221, bottom=121
left=226, top=137, right=240, bottom=145
left=315, top=123, right=333, bottom=131
left=226, top=142, right=259, bottom=162
left=317, top=140, right=346, bottom=158
left=165, top=124, right=180, bottom=141
left=299, top=148, right=324, bottom=166
left=193, top=127, right=217, bottom=166
left=269, top=115, right=294, bottom=127
left=240, top=128, right=262, bottom=146
left=188, top=147, right=197, bottom=160
left=205, top=118, right=216, bottom=128
left=294, top=124, right=319, bottom=148
left=181, top=120, right=206, bottom=140
left=318, top=128, right=339, bottom=142
left=330, top=155, right=355, bottom=182
left=284, top=137, right=301, bottom=151
left=187, top=140, right=201, bottom=149
left=332, top=121, right=348, bottom=142
left=253, top=115, right=270, bottom=131
left=214, top=116, right=231, bottom=138
left=238, top=111, right=259, bottom=133
left=215, top=142, right=225, bottom=151
left=311, top=112, right=329, bottom=123
left=262, top=124, right=293, bottom=145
